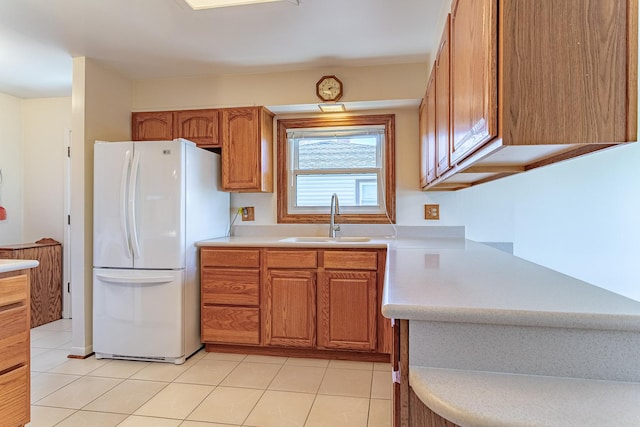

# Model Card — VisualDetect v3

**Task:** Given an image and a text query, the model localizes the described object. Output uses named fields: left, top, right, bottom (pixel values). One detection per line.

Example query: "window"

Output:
left=277, top=114, right=395, bottom=224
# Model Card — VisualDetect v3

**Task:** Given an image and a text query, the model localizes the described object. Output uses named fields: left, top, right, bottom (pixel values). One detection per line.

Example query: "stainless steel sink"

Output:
left=278, top=236, right=372, bottom=243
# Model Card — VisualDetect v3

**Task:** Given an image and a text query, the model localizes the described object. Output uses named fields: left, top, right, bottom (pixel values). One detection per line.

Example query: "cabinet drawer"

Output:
left=202, top=306, right=260, bottom=345
left=202, top=268, right=259, bottom=306
left=0, top=365, right=29, bottom=426
left=0, top=305, right=28, bottom=372
left=266, top=250, right=317, bottom=269
left=201, top=249, right=260, bottom=268
left=0, top=275, right=28, bottom=307
left=323, top=251, right=378, bottom=270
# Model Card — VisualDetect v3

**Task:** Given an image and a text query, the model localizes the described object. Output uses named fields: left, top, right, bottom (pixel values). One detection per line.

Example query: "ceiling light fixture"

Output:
left=184, top=0, right=298, bottom=9
left=318, top=103, right=346, bottom=113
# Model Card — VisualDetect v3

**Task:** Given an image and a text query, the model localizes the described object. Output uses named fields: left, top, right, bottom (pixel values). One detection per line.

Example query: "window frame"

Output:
left=277, top=114, right=396, bottom=224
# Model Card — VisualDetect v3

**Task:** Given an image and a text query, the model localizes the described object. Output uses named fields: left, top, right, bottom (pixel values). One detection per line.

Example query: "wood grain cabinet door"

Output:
left=436, top=15, right=451, bottom=177
left=131, top=111, right=175, bottom=141
left=317, top=270, right=377, bottom=351
left=221, top=107, right=261, bottom=191
left=264, top=269, right=316, bottom=348
left=175, top=109, right=220, bottom=147
left=419, top=69, right=437, bottom=188
left=220, top=107, right=273, bottom=192
left=449, top=0, right=497, bottom=164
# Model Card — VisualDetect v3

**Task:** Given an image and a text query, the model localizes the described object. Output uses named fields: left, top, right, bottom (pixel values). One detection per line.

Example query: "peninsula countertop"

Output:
left=198, top=233, right=640, bottom=426
left=198, top=235, right=640, bottom=329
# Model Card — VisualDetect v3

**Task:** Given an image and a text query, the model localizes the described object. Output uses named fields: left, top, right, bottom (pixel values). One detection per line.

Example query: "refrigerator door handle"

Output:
left=128, top=150, right=142, bottom=259
left=95, top=273, right=175, bottom=285
left=120, top=149, right=133, bottom=259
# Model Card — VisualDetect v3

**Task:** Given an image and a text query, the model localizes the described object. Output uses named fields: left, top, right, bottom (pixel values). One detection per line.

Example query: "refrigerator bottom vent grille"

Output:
left=112, top=354, right=167, bottom=362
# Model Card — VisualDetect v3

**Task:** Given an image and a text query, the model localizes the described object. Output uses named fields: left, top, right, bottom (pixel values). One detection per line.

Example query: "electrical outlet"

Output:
left=241, top=206, right=255, bottom=221
left=424, top=204, right=440, bottom=220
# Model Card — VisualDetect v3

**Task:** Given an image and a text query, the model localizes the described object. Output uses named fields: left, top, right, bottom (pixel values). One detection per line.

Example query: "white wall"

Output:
left=22, top=97, right=72, bottom=243
left=455, top=143, right=640, bottom=301
left=70, top=57, right=132, bottom=357
left=0, top=92, right=24, bottom=244
left=133, top=63, right=428, bottom=111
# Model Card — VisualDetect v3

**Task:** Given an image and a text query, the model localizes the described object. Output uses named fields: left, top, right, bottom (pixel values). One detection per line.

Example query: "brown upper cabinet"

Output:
left=419, top=70, right=437, bottom=187
left=221, top=106, right=274, bottom=193
left=132, top=109, right=220, bottom=148
left=132, top=111, right=175, bottom=141
left=423, top=0, right=637, bottom=190
left=175, top=109, right=220, bottom=148
left=435, top=15, right=452, bottom=178
left=132, top=106, right=275, bottom=192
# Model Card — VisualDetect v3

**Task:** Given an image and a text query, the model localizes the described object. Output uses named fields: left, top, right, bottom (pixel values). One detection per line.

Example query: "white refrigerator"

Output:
left=93, top=138, right=229, bottom=364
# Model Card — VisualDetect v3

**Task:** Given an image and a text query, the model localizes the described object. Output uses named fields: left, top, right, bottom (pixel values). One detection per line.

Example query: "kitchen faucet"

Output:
left=329, top=193, right=340, bottom=238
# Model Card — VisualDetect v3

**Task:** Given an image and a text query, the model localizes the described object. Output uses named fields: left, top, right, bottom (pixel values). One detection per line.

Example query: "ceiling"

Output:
left=0, top=0, right=446, bottom=99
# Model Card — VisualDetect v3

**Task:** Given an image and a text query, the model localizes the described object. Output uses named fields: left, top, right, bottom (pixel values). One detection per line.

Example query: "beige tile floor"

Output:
left=27, top=319, right=392, bottom=427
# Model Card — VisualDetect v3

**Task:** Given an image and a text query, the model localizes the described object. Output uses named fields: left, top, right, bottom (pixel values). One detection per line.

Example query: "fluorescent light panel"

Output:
left=185, top=0, right=291, bottom=9
left=318, top=103, right=346, bottom=113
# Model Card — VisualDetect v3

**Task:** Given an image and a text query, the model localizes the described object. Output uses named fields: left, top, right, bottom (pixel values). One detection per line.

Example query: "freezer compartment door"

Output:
left=93, top=268, right=185, bottom=363
left=94, top=141, right=135, bottom=268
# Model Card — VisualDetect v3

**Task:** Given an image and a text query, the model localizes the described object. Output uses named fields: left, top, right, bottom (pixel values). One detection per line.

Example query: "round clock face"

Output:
left=316, top=76, right=343, bottom=102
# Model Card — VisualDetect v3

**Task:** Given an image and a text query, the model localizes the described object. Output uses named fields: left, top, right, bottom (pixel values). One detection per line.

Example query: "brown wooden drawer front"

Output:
left=323, top=251, right=378, bottom=270
left=202, top=268, right=259, bottom=306
left=202, top=306, right=260, bottom=345
left=0, top=275, right=28, bottom=307
left=0, top=305, right=28, bottom=372
left=201, top=249, right=260, bottom=268
left=0, top=365, right=29, bottom=426
left=266, top=250, right=317, bottom=269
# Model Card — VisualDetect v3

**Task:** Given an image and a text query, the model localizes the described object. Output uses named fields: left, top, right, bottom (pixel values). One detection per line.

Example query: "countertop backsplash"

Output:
left=230, top=224, right=465, bottom=239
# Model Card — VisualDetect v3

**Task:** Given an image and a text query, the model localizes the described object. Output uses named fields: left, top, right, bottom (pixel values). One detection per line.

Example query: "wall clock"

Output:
left=316, top=75, right=343, bottom=102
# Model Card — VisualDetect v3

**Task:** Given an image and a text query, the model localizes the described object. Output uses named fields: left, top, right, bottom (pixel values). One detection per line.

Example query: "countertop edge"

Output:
left=0, top=259, right=39, bottom=273
left=409, top=366, right=640, bottom=427
left=381, top=304, right=640, bottom=332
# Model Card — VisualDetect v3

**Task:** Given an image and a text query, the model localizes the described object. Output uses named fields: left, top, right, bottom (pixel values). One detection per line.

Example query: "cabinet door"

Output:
left=264, top=270, right=316, bottom=348
left=420, top=70, right=437, bottom=187
left=132, top=112, right=174, bottom=141
left=436, top=15, right=451, bottom=177
left=221, top=107, right=261, bottom=191
left=175, top=109, right=220, bottom=148
left=450, top=0, right=497, bottom=164
left=317, top=270, right=377, bottom=351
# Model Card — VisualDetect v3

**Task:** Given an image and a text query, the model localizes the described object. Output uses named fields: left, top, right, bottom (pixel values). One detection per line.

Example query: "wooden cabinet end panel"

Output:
left=202, top=306, right=260, bottom=345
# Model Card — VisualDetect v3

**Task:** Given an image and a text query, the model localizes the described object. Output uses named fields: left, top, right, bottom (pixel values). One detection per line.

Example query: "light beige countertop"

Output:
left=410, top=366, right=640, bottom=427
left=0, top=259, right=39, bottom=273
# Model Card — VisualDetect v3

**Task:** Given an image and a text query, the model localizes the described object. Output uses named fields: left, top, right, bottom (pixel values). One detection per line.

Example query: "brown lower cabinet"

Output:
left=0, top=270, right=31, bottom=426
left=200, top=247, right=390, bottom=360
